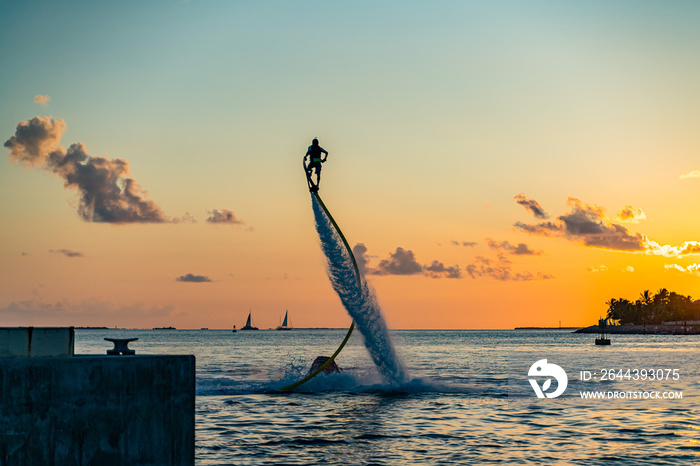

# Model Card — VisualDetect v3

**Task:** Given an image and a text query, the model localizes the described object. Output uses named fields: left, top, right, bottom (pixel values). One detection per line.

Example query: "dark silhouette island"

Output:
left=576, top=288, right=700, bottom=335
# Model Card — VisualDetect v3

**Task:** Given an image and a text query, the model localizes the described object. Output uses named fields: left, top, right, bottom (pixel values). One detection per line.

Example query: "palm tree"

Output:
left=635, top=300, right=649, bottom=328
left=653, top=288, right=671, bottom=324
left=606, top=298, right=635, bottom=324
left=603, top=289, right=700, bottom=329
left=669, top=292, right=695, bottom=330
left=606, top=298, right=618, bottom=322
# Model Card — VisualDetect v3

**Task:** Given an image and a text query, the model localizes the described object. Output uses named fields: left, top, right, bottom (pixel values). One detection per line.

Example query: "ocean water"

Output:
left=76, top=329, right=700, bottom=465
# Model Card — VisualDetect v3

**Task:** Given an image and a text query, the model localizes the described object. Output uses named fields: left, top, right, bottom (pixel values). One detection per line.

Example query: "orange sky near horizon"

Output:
left=2, top=1, right=700, bottom=330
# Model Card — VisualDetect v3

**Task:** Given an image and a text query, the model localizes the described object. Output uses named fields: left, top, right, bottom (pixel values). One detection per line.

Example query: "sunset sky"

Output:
left=2, top=1, right=700, bottom=329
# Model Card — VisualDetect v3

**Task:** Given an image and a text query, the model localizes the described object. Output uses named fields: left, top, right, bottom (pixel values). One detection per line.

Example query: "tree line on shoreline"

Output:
left=606, top=289, right=700, bottom=325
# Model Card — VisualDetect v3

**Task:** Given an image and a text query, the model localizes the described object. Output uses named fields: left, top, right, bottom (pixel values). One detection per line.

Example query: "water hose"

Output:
left=280, top=169, right=362, bottom=391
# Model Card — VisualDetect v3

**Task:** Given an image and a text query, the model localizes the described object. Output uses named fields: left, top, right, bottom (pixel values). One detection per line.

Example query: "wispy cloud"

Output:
left=644, top=240, right=700, bottom=258
left=465, top=255, right=554, bottom=281
left=34, top=95, right=50, bottom=106
left=665, top=263, right=700, bottom=275
left=176, top=273, right=212, bottom=283
left=173, top=213, right=196, bottom=223
left=586, top=265, right=608, bottom=273
left=5, top=117, right=168, bottom=223
left=206, top=209, right=244, bottom=225
left=486, top=238, right=542, bottom=255
left=514, top=193, right=549, bottom=219
left=49, top=248, right=84, bottom=258
left=616, top=205, right=646, bottom=223
left=680, top=170, right=700, bottom=179
left=513, top=221, right=563, bottom=237
left=0, top=297, right=175, bottom=325
left=451, top=240, right=478, bottom=247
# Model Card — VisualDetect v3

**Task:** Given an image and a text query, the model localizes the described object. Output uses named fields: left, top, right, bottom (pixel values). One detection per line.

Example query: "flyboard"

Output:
left=279, top=161, right=362, bottom=391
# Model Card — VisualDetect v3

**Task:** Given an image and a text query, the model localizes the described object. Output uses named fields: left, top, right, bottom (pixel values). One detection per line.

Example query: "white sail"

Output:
left=242, top=310, right=258, bottom=330
left=277, top=310, right=291, bottom=330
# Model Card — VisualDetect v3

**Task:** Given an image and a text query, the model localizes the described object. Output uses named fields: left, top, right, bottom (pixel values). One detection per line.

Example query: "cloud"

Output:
left=514, top=197, right=700, bottom=261
left=644, top=240, right=700, bottom=258
left=207, top=209, right=244, bottom=225
left=665, top=263, right=700, bottom=275
left=486, top=238, right=542, bottom=255
left=680, top=170, right=700, bottom=179
left=34, top=95, right=50, bottom=106
left=49, top=248, right=84, bottom=258
left=465, top=255, right=554, bottom=281
left=513, top=221, right=564, bottom=237
left=176, top=273, right=212, bottom=283
left=514, top=193, right=549, bottom=219
left=6, top=117, right=169, bottom=223
left=373, top=247, right=424, bottom=276
left=586, top=265, right=608, bottom=273
left=173, top=213, right=196, bottom=223
left=622, top=266, right=635, bottom=273
left=0, top=297, right=176, bottom=326
left=616, top=205, right=646, bottom=223
left=451, top=240, right=478, bottom=247
left=353, top=243, right=371, bottom=274
left=515, top=198, right=645, bottom=251
left=357, top=244, right=461, bottom=278
left=424, top=260, right=462, bottom=279
left=5, top=116, right=65, bottom=166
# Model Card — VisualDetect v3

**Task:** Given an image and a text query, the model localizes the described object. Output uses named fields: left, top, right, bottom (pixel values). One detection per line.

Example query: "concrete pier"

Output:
left=0, top=355, right=195, bottom=466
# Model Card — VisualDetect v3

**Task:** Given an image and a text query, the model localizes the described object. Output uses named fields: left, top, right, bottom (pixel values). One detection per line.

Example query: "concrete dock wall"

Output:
left=0, top=327, right=74, bottom=358
left=0, top=355, right=195, bottom=466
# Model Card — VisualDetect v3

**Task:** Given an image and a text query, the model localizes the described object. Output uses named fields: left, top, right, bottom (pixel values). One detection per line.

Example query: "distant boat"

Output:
left=241, top=311, right=259, bottom=330
left=595, top=317, right=611, bottom=346
left=232, top=325, right=237, bottom=333
left=153, top=326, right=176, bottom=330
left=277, top=310, right=292, bottom=331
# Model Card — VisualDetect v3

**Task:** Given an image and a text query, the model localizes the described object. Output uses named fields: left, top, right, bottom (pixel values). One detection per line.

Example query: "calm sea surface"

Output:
left=75, top=329, right=700, bottom=465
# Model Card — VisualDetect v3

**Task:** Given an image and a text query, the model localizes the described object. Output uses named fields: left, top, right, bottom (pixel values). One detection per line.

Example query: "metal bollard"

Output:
left=104, top=338, right=138, bottom=355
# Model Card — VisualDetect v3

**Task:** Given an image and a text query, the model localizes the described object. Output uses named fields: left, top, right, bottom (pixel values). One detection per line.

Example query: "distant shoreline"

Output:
left=76, top=327, right=583, bottom=331
left=575, top=324, right=700, bottom=335
left=514, top=327, right=581, bottom=330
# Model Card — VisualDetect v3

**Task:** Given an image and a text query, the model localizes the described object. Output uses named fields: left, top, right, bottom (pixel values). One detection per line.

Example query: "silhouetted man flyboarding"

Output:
left=304, top=138, right=328, bottom=193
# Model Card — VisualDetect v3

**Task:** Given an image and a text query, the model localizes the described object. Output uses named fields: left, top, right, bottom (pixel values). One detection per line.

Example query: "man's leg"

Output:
left=315, top=165, right=322, bottom=187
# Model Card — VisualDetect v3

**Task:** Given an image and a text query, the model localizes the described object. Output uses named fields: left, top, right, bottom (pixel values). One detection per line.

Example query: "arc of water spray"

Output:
left=282, top=160, right=407, bottom=390
left=280, top=191, right=360, bottom=391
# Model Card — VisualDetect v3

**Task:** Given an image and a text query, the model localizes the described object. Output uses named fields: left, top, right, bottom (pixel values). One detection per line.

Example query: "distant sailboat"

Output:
left=276, top=310, right=292, bottom=331
left=241, top=310, right=258, bottom=330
